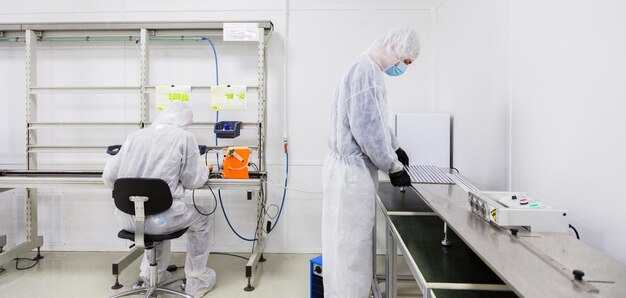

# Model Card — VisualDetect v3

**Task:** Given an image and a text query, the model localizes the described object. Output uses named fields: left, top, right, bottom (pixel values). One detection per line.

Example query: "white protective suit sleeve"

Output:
left=102, top=136, right=133, bottom=188
left=346, top=86, right=404, bottom=174
left=389, top=126, right=400, bottom=151
left=102, top=154, right=120, bottom=188
left=180, top=133, right=209, bottom=190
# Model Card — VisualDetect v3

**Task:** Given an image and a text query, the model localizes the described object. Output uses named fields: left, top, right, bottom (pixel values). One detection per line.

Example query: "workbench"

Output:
left=0, top=170, right=265, bottom=290
left=374, top=182, right=514, bottom=298
left=375, top=173, right=626, bottom=298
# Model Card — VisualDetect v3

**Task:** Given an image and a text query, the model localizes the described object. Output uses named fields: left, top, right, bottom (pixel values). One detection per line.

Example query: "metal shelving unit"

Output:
left=0, top=21, right=273, bottom=291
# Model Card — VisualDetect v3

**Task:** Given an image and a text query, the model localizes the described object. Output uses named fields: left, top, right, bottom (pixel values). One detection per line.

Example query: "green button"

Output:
left=530, top=203, right=539, bottom=208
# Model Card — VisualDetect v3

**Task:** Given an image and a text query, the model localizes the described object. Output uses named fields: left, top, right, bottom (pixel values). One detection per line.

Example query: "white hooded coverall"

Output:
left=103, top=102, right=215, bottom=297
left=322, top=27, right=420, bottom=298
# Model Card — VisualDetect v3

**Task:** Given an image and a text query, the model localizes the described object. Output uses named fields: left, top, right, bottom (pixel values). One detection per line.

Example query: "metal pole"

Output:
left=372, top=208, right=380, bottom=296
left=25, top=29, right=38, bottom=169
left=140, top=28, right=149, bottom=127
left=385, top=223, right=397, bottom=298
left=25, top=29, right=39, bottom=243
left=441, top=222, right=452, bottom=247
left=257, top=27, right=267, bottom=172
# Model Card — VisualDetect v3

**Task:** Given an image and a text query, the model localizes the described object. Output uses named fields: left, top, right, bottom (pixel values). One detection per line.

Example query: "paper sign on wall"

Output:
left=156, top=85, right=191, bottom=111
left=223, top=23, right=259, bottom=41
left=211, top=85, right=247, bottom=111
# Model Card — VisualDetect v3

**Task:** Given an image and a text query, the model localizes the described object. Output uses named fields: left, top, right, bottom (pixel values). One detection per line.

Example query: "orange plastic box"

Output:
left=222, top=147, right=250, bottom=179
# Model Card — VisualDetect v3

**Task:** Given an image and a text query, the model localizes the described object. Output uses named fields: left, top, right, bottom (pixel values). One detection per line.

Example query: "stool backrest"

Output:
left=113, top=178, right=173, bottom=216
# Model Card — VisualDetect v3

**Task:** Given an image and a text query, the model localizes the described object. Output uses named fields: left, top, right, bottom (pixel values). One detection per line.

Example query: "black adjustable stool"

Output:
left=110, top=178, right=193, bottom=298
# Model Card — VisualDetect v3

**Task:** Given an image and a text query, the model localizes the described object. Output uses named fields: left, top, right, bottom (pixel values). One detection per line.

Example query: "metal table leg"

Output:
left=372, top=203, right=383, bottom=298
left=385, top=223, right=397, bottom=298
left=0, top=189, right=44, bottom=267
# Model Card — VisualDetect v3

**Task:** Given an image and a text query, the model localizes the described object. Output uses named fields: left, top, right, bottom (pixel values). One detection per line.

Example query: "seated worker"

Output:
left=103, top=102, right=215, bottom=298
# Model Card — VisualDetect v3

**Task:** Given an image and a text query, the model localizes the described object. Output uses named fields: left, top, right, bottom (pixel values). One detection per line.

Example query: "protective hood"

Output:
left=366, top=26, right=420, bottom=71
left=153, top=101, right=194, bottom=129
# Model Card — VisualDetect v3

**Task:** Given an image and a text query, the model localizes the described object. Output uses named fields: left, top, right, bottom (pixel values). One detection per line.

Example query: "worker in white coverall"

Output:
left=103, top=102, right=215, bottom=298
left=322, top=27, right=419, bottom=298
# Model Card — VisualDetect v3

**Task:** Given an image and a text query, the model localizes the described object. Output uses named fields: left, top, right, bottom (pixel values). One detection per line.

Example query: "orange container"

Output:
left=222, top=147, right=250, bottom=179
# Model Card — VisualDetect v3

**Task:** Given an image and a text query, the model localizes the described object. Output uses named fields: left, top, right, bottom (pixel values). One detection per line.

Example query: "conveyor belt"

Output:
left=390, top=215, right=509, bottom=285
left=432, top=289, right=518, bottom=298
left=377, top=182, right=433, bottom=214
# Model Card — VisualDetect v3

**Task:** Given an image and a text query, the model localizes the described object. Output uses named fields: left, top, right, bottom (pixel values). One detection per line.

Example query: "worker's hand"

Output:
left=395, top=147, right=409, bottom=166
left=207, top=163, right=213, bottom=173
left=389, top=169, right=411, bottom=186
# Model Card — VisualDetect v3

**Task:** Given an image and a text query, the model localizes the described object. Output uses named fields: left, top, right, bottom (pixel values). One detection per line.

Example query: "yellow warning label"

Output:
left=491, top=209, right=497, bottom=221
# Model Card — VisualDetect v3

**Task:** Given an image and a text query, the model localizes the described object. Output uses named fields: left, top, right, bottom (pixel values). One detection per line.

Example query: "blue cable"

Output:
left=201, top=36, right=221, bottom=170
left=203, top=36, right=257, bottom=242
left=268, top=152, right=288, bottom=232
left=201, top=37, right=220, bottom=85
left=218, top=195, right=257, bottom=241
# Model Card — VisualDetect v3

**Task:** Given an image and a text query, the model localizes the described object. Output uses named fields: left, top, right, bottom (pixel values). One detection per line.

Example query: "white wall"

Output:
left=510, top=0, right=626, bottom=265
left=8, top=1, right=622, bottom=266
left=0, top=1, right=436, bottom=253
left=434, top=0, right=626, bottom=265
left=433, top=0, right=511, bottom=190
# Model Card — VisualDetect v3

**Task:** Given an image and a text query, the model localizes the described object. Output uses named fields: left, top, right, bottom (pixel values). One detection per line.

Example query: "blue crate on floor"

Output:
left=310, top=255, right=323, bottom=298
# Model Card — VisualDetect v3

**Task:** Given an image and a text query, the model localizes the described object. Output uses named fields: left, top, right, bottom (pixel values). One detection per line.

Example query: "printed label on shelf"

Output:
left=223, top=23, right=259, bottom=42
left=156, top=85, right=191, bottom=111
left=210, top=85, right=247, bottom=111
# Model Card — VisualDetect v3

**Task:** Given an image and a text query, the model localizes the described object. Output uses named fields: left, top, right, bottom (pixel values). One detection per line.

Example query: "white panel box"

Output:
left=394, top=113, right=451, bottom=167
left=468, top=191, right=569, bottom=233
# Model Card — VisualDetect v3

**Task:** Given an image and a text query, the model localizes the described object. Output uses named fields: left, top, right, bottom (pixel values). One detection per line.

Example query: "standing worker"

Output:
left=322, top=27, right=419, bottom=298
left=103, top=102, right=216, bottom=298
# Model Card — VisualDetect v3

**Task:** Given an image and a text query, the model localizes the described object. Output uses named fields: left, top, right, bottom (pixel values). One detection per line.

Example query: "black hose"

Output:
left=569, top=224, right=580, bottom=240
left=192, top=188, right=217, bottom=216
left=15, top=257, right=40, bottom=270
left=212, top=252, right=249, bottom=261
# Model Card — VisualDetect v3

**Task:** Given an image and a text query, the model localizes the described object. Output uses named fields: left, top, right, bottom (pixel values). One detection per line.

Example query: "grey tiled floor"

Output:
left=0, top=252, right=421, bottom=297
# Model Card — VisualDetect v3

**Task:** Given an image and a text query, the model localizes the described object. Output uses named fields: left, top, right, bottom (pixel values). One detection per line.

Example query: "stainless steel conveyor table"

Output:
left=413, top=180, right=626, bottom=298
left=375, top=182, right=514, bottom=298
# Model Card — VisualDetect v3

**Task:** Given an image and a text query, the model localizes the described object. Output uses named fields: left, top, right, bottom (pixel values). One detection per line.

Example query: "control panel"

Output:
left=468, top=191, right=569, bottom=233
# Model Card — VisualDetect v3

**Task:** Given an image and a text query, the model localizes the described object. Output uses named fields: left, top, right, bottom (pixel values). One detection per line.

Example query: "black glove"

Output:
left=395, top=147, right=409, bottom=166
left=389, top=169, right=411, bottom=187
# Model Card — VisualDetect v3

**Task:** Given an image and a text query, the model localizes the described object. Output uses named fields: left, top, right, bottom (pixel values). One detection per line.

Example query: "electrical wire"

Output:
left=202, top=35, right=268, bottom=244
left=262, top=175, right=322, bottom=194
left=267, top=152, right=289, bottom=232
left=249, top=163, right=259, bottom=171
left=203, top=35, right=255, bottom=242
left=190, top=151, right=217, bottom=216
left=212, top=252, right=249, bottom=261
left=166, top=252, right=248, bottom=273
left=14, top=257, right=40, bottom=270
left=265, top=204, right=280, bottom=220
left=451, top=167, right=460, bottom=173
left=191, top=189, right=217, bottom=216
left=201, top=37, right=220, bottom=86
left=201, top=36, right=221, bottom=171
left=569, top=224, right=580, bottom=240
left=218, top=192, right=258, bottom=242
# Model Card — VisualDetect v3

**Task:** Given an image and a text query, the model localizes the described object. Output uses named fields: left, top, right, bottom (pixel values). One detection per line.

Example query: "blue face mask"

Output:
left=384, top=61, right=407, bottom=76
